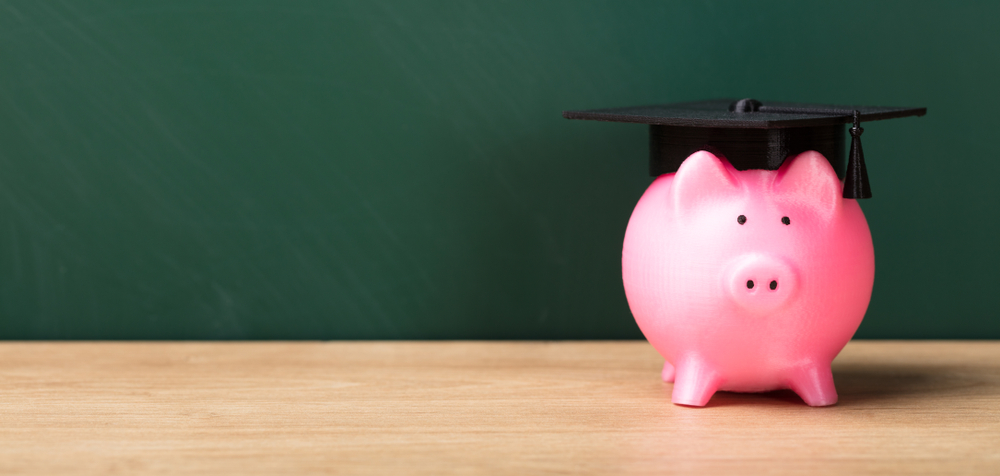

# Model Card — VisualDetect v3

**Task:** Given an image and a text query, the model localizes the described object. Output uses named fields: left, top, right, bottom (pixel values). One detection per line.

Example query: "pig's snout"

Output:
left=726, top=254, right=799, bottom=314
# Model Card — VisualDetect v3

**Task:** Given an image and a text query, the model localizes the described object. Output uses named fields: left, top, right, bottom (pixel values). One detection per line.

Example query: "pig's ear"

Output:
left=672, top=150, right=741, bottom=216
left=774, top=151, right=842, bottom=216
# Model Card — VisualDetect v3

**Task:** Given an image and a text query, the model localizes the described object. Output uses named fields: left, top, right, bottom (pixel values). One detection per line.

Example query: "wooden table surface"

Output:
left=0, top=341, right=998, bottom=475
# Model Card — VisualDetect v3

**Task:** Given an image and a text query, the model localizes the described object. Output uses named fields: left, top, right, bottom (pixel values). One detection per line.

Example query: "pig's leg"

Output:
left=787, top=363, right=838, bottom=407
left=661, top=361, right=675, bottom=382
left=671, top=357, right=721, bottom=407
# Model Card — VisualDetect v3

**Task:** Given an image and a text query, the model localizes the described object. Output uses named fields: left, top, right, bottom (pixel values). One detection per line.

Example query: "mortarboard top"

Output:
left=563, top=99, right=926, bottom=199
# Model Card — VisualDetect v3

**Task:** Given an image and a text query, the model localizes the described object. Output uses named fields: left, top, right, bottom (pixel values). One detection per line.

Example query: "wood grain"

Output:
left=0, top=341, right=997, bottom=475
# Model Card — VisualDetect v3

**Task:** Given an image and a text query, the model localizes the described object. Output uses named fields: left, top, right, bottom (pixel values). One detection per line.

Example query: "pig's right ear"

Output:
left=671, top=150, right=741, bottom=217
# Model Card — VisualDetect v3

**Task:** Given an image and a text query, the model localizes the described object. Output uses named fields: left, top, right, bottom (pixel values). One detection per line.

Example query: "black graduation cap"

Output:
left=562, top=98, right=926, bottom=199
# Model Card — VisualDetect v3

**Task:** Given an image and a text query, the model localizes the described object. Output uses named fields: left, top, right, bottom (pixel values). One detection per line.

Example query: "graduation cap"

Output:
left=562, top=99, right=926, bottom=199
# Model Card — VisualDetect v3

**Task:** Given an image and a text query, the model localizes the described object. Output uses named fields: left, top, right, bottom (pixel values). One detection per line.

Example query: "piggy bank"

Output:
left=622, top=149, right=875, bottom=407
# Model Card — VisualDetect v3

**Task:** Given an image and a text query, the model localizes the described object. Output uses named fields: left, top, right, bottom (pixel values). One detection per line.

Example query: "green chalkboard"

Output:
left=0, top=1, right=996, bottom=339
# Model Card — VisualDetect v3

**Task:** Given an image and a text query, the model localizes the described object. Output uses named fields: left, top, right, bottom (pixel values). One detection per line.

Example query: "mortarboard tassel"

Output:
left=843, top=110, right=872, bottom=199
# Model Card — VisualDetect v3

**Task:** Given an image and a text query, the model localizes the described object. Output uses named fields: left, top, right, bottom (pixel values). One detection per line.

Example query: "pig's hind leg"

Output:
left=661, top=361, right=675, bottom=382
left=787, top=363, right=838, bottom=407
left=670, top=357, right=721, bottom=407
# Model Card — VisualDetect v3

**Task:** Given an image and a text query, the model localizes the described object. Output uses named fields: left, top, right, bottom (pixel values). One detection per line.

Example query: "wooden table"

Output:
left=0, top=341, right=997, bottom=475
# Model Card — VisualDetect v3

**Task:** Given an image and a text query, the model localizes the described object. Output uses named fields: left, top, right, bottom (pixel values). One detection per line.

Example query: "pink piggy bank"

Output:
left=622, top=149, right=874, bottom=407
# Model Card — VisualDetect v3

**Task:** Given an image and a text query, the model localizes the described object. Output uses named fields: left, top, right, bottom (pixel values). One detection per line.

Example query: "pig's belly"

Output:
left=688, top=356, right=794, bottom=393
left=717, top=368, right=793, bottom=393
left=680, top=355, right=800, bottom=393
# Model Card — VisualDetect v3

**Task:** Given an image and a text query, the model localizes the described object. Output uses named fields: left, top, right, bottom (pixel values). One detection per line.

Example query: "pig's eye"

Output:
left=781, top=216, right=791, bottom=225
left=737, top=215, right=747, bottom=225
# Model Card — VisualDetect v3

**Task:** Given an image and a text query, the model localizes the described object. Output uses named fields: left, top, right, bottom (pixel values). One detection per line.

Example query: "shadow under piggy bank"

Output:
left=691, top=364, right=989, bottom=408
left=832, top=364, right=989, bottom=406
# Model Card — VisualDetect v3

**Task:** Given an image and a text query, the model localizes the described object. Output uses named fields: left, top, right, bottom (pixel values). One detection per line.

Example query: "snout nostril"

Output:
left=769, top=280, right=778, bottom=290
left=746, top=280, right=754, bottom=289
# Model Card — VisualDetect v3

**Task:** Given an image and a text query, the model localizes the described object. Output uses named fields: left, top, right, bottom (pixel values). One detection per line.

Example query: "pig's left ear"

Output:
left=672, top=150, right=741, bottom=217
left=773, top=151, right=842, bottom=216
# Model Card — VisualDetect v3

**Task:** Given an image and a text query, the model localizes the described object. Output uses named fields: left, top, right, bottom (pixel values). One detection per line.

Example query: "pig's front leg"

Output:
left=786, top=362, right=837, bottom=407
left=661, top=361, right=675, bottom=382
left=671, top=356, right=721, bottom=407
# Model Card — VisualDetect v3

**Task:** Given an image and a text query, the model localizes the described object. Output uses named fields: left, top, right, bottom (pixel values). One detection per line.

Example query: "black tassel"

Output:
left=843, top=110, right=872, bottom=199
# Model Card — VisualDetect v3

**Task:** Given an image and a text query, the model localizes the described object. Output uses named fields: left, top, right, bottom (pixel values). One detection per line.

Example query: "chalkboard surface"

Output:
left=0, top=1, right=996, bottom=339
